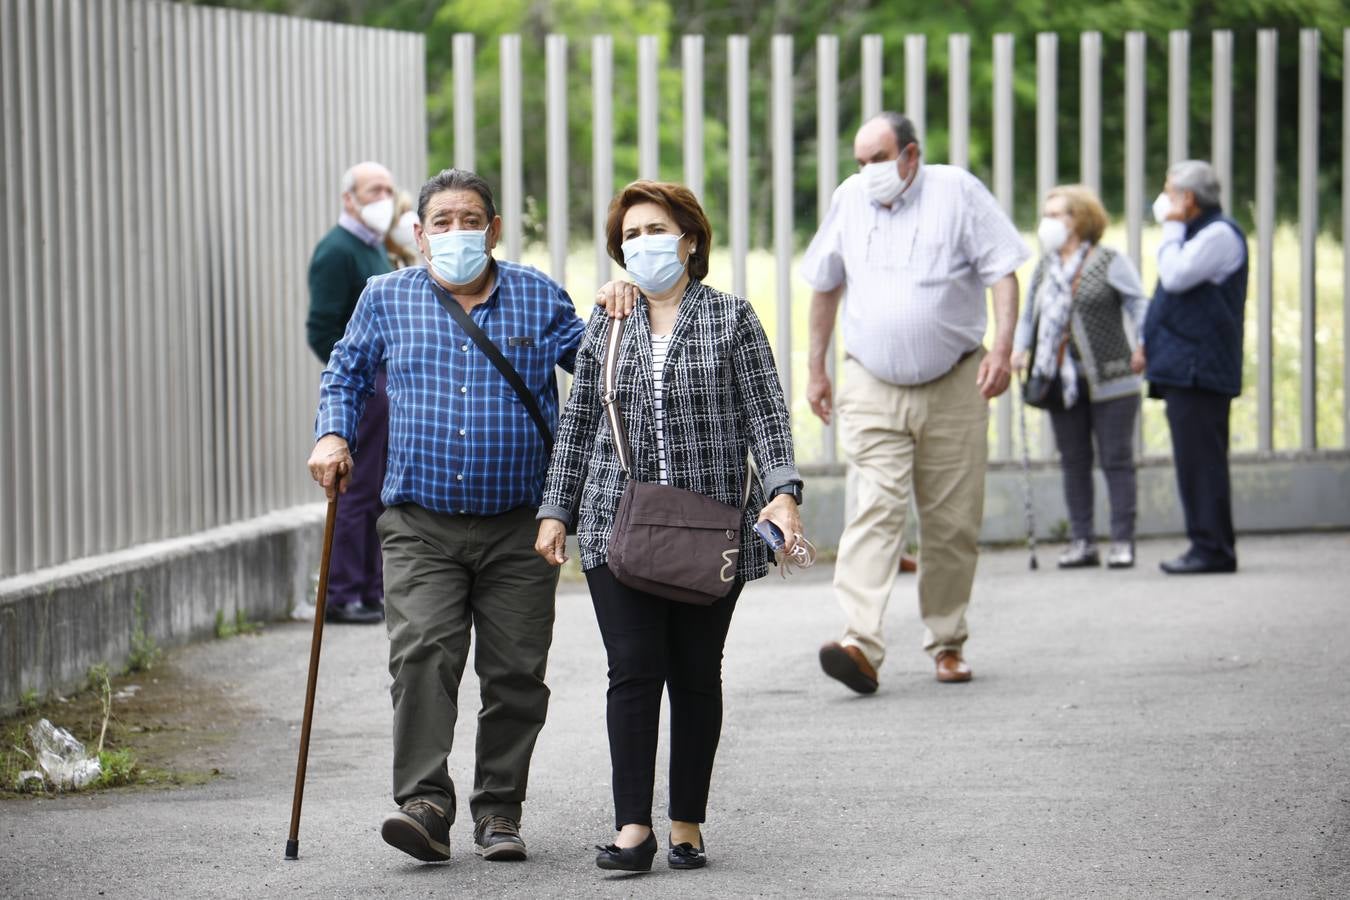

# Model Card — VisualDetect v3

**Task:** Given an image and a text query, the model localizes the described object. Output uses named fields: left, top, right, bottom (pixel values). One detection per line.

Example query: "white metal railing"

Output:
left=0, top=0, right=426, bottom=577
left=453, top=28, right=1347, bottom=466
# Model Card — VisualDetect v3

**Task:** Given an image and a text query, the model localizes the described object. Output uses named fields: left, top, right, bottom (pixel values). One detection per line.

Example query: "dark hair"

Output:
left=876, top=111, right=918, bottom=154
left=604, top=181, right=712, bottom=281
left=417, top=168, right=497, bottom=222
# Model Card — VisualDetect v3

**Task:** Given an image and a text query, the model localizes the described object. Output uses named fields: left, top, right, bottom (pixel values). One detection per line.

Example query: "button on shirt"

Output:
left=800, top=164, right=1031, bottom=386
left=315, top=262, right=585, bottom=516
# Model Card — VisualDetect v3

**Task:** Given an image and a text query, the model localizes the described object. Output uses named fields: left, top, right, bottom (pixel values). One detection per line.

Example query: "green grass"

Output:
left=214, top=609, right=262, bottom=640
left=519, top=223, right=1346, bottom=462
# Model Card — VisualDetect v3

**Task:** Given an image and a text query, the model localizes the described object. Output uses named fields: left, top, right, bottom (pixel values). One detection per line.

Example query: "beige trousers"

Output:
left=833, top=350, right=988, bottom=669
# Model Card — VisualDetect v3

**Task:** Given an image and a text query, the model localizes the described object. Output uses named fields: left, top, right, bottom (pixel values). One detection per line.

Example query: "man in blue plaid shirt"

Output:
left=307, top=169, right=585, bottom=865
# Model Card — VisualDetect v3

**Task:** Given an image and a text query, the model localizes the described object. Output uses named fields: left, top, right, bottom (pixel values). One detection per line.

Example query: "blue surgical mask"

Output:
left=620, top=233, right=687, bottom=295
left=426, top=228, right=490, bottom=285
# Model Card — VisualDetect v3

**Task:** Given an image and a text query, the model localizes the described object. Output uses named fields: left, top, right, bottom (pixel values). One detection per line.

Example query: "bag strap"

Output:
left=600, top=315, right=632, bottom=475
left=599, top=315, right=752, bottom=508
left=428, top=277, right=553, bottom=453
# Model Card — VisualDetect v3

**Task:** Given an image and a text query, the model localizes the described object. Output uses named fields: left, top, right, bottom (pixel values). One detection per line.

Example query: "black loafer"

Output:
left=325, top=602, right=385, bottom=624
left=1159, top=554, right=1237, bottom=575
left=668, top=836, right=707, bottom=870
left=595, top=831, right=657, bottom=872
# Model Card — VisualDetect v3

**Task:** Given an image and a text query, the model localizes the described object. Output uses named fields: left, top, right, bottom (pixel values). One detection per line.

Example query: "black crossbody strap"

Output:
left=428, top=278, right=553, bottom=453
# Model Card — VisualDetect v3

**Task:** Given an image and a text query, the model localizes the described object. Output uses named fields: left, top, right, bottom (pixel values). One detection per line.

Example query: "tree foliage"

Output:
left=178, top=0, right=1345, bottom=239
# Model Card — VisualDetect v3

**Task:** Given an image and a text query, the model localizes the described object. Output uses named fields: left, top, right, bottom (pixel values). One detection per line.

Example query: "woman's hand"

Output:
left=535, top=519, right=569, bottom=566
left=594, top=280, right=640, bottom=318
left=1011, top=350, right=1029, bottom=372
left=1130, top=345, right=1146, bottom=375
left=757, top=493, right=804, bottom=554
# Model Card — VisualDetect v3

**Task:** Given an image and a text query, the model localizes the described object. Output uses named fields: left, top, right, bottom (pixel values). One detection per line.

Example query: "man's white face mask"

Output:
left=1152, top=192, right=1173, bottom=225
left=359, top=196, right=395, bottom=235
left=862, top=148, right=915, bottom=206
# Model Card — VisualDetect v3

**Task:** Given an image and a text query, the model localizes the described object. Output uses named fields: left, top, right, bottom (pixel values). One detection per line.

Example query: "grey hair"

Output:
left=874, top=111, right=919, bottom=155
left=1167, top=159, right=1222, bottom=209
left=417, top=168, right=497, bottom=222
left=340, top=161, right=390, bottom=196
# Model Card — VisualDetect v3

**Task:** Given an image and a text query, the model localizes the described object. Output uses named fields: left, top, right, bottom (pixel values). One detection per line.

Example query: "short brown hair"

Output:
left=605, top=181, right=712, bottom=281
left=1046, top=184, right=1109, bottom=245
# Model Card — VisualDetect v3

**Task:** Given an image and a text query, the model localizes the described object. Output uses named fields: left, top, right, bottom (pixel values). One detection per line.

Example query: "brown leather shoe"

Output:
left=934, top=650, right=972, bottom=683
left=819, top=642, right=878, bottom=694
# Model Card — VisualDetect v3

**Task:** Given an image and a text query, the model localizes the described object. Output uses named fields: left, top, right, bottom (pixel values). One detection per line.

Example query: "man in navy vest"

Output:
left=1133, top=160, right=1248, bottom=574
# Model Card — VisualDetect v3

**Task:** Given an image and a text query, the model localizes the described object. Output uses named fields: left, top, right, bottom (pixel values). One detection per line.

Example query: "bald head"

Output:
left=340, top=161, right=395, bottom=220
left=853, top=112, right=918, bottom=167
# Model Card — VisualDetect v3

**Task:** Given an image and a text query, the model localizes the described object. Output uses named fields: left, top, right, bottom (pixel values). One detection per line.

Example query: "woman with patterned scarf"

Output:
left=1012, top=185, right=1149, bottom=569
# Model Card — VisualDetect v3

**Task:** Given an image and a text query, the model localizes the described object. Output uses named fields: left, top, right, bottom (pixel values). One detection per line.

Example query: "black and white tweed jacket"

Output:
left=538, top=279, right=800, bottom=581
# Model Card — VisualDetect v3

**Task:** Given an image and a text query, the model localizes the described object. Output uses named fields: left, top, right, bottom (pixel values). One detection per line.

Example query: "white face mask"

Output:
left=862, top=149, right=914, bottom=206
left=1037, top=217, right=1069, bottom=253
left=620, top=232, right=688, bottom=295
left=390, top=210, right=417, bottom=251
left=427, top=228, right=490, bottom=285
left=1152, top=192, right=1173, bottom=225
left=359, top=196, right=395, bottom=235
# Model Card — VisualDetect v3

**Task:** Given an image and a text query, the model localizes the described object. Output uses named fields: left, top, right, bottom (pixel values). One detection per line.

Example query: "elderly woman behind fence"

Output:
left=1012, top=184, right=1148, bottom=569
left=534, top=180, right=803, bottom=873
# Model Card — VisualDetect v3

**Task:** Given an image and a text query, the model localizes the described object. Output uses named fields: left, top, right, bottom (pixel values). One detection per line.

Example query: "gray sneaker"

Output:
left=381, top=798, right=451, bottom=862
left=1057, top=539, right=1100, bottom=568
left=1106, top=541, right=1135, bottom=569
left=474, top=814, right=527, bottom=861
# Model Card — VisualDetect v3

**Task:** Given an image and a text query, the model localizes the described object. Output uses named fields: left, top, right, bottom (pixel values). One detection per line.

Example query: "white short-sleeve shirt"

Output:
left=800, top=164, right=1031, bottom=386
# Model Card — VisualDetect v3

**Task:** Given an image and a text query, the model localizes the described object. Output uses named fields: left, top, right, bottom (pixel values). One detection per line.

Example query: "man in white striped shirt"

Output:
left=802, top=112, right=1029, bottom=693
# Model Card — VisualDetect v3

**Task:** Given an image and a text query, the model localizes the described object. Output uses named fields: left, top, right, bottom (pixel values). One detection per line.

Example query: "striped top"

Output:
left=650, top=332, right=673, bottom=484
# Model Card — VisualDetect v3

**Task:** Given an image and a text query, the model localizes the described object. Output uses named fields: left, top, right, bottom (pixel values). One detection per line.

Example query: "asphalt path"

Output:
left=2, top=533, right=1347, bottom=898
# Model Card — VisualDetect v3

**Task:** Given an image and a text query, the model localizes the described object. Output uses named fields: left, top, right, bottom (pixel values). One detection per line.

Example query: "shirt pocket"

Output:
left=910, top=239, right=952, bottom=286
left=495, top=340, right=548, bottom=399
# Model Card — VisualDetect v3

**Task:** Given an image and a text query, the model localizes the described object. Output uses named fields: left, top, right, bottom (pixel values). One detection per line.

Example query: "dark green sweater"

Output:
left=306, top=225, right=392, bottom=363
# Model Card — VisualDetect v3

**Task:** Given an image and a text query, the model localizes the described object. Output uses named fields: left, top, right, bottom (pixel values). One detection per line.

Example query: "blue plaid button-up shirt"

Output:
left=315, top=261, right=585, bottom=516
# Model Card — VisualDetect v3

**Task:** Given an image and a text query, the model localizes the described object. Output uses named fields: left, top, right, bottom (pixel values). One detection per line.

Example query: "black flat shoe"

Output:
left=1159, top=553, right=1237, bottom=575
left=668, top=835, right=707, bottom=870
left=595, top=831, right=657, bottom=872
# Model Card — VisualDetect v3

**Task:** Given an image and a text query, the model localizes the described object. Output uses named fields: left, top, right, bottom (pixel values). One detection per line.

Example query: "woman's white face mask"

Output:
left=390, top=210, right=418, bottom=252
left=620, top=232, right=688, bottom=295
left=1037, top=217, right=1069, bottom=253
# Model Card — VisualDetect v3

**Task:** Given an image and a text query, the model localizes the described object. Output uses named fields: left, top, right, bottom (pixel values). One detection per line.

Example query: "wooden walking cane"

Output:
left=284, top=492, right=340, bottom=860
left=1015, top=371, right=1040, bottom=571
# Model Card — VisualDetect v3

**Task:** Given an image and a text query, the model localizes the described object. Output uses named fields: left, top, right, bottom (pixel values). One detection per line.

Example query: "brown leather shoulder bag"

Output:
left=601, top=317, right=747, bottom=605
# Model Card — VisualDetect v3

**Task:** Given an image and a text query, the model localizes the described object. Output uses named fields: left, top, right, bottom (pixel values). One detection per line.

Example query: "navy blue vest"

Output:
left=1143, top=208, right=1248, bottom=397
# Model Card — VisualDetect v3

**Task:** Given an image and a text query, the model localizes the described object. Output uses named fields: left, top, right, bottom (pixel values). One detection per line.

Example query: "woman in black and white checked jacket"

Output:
left=536, top=181, right=803, bottom=872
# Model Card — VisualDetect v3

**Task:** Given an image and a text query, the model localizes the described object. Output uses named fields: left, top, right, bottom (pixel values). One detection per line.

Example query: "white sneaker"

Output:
left=1106, top=541, right=1135, bottom=569
left=1057, top=540, right=1100, bottom=568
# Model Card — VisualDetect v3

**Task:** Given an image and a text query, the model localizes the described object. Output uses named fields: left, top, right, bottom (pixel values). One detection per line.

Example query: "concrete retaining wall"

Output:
left=799, top=451, right=1350, bottom=549
left=4, top=452, right=1346, bottom=711
left=0, top=506, right=325, bottom=712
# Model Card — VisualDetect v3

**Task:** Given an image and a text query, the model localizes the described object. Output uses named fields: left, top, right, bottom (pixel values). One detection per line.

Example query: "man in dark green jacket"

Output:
left=306, top=161, right=396, bottom=623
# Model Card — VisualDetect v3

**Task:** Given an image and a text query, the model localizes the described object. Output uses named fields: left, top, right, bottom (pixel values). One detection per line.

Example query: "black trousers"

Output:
left=585, top=565, right=742, bottom=830
left=1162, top=386, right=1236, bottom=565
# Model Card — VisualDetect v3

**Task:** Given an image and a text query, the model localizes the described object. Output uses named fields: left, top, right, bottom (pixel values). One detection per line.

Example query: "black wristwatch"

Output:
left=769, top=481, right=803, bottom=506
